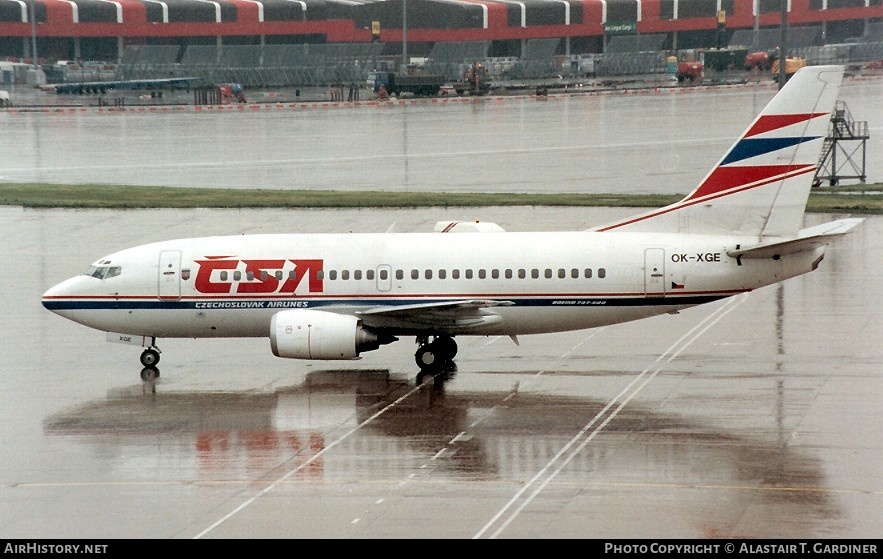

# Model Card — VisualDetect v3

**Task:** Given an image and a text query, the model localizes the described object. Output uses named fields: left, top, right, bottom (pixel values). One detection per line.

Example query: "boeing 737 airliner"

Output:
left=42, top=65, right=861, bottom=380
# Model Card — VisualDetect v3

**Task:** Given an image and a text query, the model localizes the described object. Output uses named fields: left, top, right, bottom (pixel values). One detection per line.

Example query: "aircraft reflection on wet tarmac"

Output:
left=43, top=366, right=844, bottom=538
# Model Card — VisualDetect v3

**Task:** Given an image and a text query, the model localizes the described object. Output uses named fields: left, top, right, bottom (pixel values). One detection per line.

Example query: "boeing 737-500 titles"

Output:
left=42, top=65, right=861, bottom=381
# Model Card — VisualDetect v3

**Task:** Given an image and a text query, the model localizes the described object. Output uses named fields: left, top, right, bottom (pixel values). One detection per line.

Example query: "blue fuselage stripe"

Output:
left=42, top=295, right=728, bottom=311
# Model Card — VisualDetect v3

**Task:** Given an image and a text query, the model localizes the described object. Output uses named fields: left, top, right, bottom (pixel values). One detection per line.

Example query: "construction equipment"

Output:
left=453, top=61, right=490, bottom=96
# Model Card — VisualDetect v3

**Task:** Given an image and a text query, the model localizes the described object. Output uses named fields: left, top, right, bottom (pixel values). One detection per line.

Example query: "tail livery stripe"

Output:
left=743, top=113, right=829, bottom=138
left=694, top=111, right=830, bottom=197
left=689, top=163, right=817, bottom=200
left=589, top=65, right=843, bottom=236
left=594, top=165, right=815, bottom=232
left=719, top=136, right=818, bottom=165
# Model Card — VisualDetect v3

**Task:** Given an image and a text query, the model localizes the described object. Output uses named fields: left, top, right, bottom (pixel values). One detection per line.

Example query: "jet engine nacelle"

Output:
left=270, top=309, right=391, bottom=360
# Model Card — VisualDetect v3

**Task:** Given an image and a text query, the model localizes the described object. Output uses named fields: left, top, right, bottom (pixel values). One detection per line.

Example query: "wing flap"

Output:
left=357, top=299, right=513, bottom=330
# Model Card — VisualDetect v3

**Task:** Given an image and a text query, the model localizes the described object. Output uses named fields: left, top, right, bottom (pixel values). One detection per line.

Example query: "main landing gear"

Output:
left=415, top=335, right=457, bottom=373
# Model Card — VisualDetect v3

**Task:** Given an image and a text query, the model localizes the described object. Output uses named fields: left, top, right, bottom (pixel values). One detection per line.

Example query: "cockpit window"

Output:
left=85, top=265, right=122, bottom=280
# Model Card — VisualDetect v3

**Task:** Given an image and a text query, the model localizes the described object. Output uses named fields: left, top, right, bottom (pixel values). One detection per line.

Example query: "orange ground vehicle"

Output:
left=771, top=57, right=807, bottom=81
left=676, top=61, right=703, bottom=82
left=744, top=51, right=772, bottom=70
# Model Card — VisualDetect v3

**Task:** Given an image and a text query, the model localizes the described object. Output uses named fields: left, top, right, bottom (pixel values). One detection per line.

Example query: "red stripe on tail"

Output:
left=690, top=164, right=817, bottom=200
left=744, top=113, right=827, bottom=138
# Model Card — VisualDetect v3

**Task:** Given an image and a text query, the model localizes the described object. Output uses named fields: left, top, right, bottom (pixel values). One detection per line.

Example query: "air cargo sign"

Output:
left=605, top=21, right=636, bottom=35
left=194, top=257, right=324, bottom=295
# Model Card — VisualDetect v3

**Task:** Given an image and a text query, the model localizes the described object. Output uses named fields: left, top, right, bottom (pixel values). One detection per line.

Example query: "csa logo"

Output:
left=194, top=257, right=324, bottom=294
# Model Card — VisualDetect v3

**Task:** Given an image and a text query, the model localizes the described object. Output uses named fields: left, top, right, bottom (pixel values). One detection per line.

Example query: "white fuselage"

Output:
left=39, top=66, right=849, bottom=369
left=42, top=230, right=823, bottom=339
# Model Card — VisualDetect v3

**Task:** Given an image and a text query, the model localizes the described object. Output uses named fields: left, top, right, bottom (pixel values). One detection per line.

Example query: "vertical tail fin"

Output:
left=595, top=65, right=843, bottom=237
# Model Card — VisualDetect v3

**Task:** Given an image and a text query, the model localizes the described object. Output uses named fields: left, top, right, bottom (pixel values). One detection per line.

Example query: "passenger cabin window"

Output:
left=298, top=264, right=610, bottom=283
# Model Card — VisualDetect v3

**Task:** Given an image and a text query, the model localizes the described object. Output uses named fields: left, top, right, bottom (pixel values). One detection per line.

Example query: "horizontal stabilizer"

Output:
left=727, top=218, right=863, bottom=259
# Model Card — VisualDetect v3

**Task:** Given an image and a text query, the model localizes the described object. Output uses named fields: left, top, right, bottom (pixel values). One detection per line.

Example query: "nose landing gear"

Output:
left=140, top=345, right=161, bottom=367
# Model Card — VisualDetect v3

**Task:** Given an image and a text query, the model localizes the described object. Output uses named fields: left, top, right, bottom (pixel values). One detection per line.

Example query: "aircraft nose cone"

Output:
left=42, top=277, right=80, bottom=312
left=42, top=283, right=64, bottom=311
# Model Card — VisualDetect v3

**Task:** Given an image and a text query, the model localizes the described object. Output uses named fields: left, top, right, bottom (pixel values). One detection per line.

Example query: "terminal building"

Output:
left=0, top=0, right=880, bottom=85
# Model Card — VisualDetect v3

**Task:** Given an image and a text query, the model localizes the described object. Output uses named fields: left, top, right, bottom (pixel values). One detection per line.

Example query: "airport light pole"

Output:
left=402, top=0, right=408, bottom=70
left=752, top=0, right=759, bottom=51
left=30, top=0, right=38, bottom=68
left=778, top=0, right=788, bottom=90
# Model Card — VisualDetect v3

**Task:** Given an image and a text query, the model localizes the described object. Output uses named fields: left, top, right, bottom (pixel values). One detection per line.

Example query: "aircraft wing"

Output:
left=356, top=299, right=514, bottom=330
left=727, top=218, right=863, bottom=260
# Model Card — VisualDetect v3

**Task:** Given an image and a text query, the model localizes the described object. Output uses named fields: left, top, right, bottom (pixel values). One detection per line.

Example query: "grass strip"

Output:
left=1, top=183, right=880, bottom=214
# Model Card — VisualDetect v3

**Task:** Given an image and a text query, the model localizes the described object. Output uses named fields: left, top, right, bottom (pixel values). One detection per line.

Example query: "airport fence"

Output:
left=106, top=39, right=883, bottom=89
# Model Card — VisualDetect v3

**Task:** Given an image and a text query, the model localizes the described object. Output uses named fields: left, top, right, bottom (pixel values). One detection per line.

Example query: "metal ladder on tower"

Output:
left=813, top=100, right=869, bottom=187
